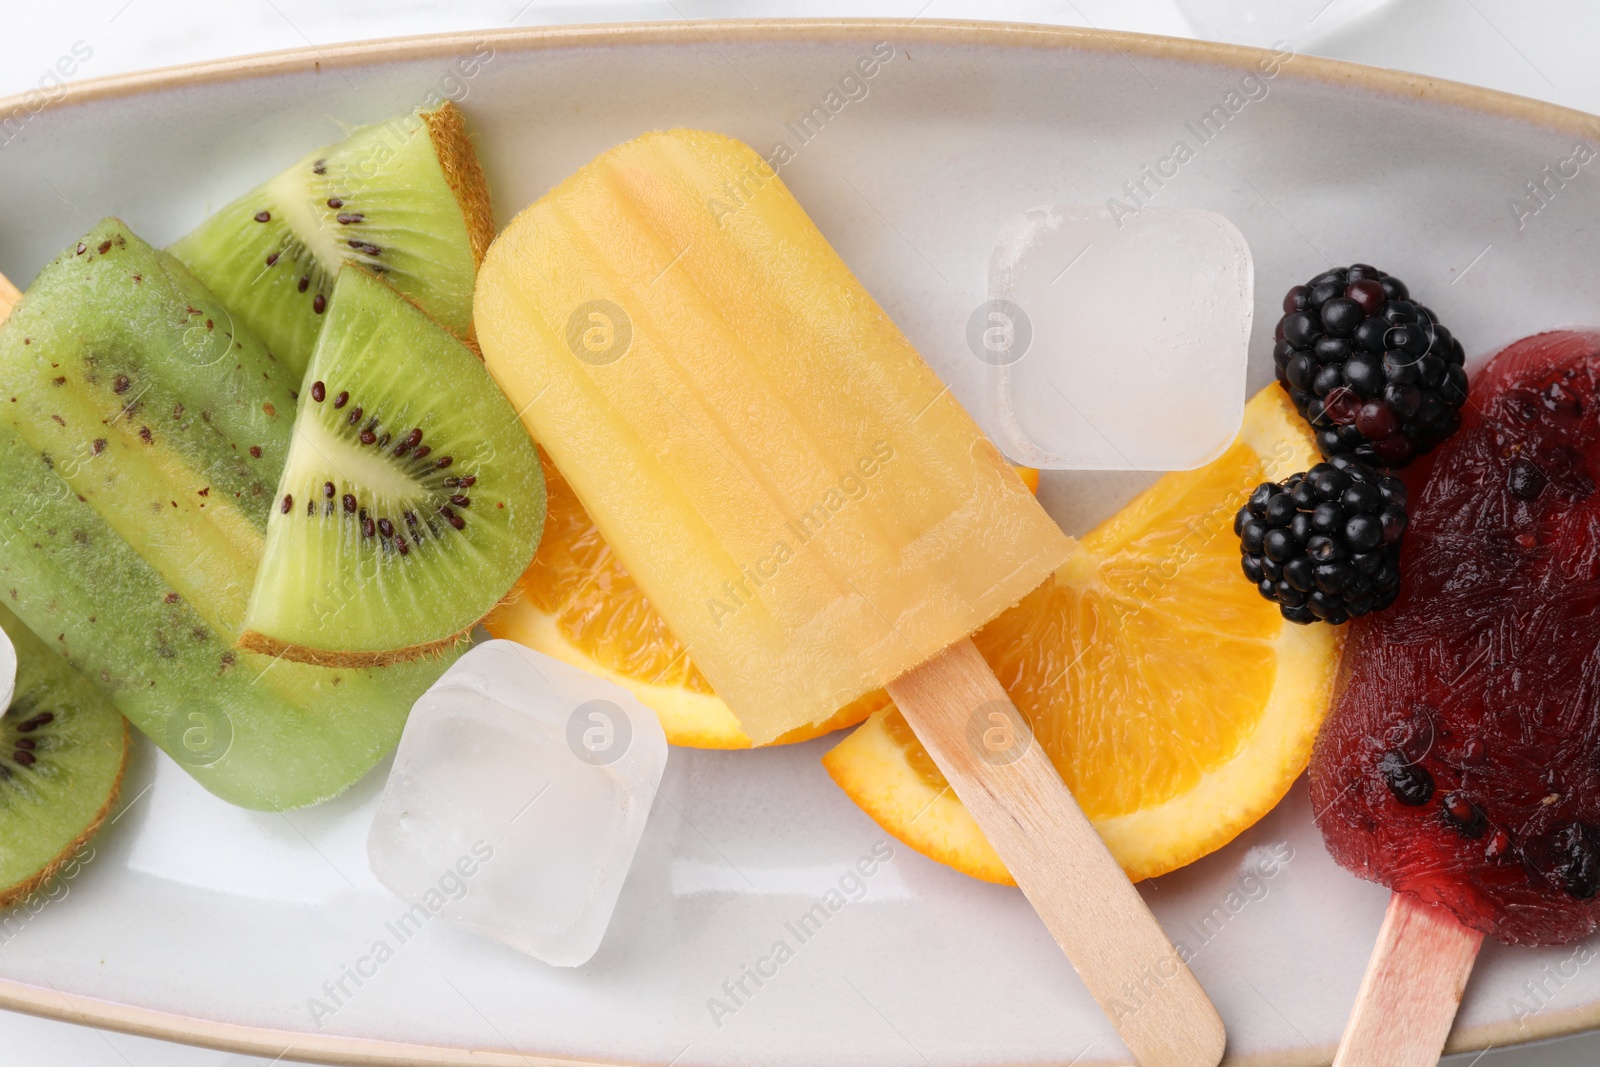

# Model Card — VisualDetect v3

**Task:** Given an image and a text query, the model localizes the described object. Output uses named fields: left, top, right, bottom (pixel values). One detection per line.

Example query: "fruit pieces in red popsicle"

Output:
left=1312, top=329, right=1600, bottom=946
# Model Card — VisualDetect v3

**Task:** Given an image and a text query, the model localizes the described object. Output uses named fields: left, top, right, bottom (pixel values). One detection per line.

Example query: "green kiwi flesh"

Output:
left=0, top=602, right=128, bottom=908
left=239, top=267, right=544, bottom=667
left=169, top=102, right=494, bottom=381
left=0, top=220, right=459, bottom=811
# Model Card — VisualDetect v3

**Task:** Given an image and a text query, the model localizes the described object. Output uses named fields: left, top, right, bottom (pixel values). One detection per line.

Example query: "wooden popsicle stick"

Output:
left=0, top=272, right=20, bottom=321
left=1332, top=891, right=1484, bottom=1067
left=887, top=637, right=1226, bottom=1067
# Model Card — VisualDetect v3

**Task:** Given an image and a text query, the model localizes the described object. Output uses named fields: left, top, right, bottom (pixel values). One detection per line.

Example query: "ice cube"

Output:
left=0, top=623, right=13, bottom=713
left=977, top=204, right=1252, bottom=471
left=367, top=640, right=667, bottom=967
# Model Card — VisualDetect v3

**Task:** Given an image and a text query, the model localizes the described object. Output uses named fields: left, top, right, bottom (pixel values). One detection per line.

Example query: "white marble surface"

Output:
left=3, top=1, right=1599, bottom=1064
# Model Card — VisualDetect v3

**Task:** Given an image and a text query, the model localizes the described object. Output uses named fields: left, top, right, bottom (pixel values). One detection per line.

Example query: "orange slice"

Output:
left=485, top=451, right=886, bottom=748
left=823, top=385, right=1343, bottom=882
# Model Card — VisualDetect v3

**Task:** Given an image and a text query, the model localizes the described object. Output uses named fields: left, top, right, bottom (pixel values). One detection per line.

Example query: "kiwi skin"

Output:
left=236, top=627, right=466, bottom=670
left=0, top=605, right=129, bottom=909
left=420, top=102, right=495, bottom=288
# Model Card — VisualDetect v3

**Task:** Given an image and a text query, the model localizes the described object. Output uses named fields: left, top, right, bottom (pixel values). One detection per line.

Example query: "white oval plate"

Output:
left=1, top=19, right=1599, bottom=1067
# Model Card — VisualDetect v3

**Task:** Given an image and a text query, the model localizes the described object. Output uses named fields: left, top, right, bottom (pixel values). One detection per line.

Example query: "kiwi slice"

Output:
left=0, top=219, right=459, bottom=811
left=0, top=603, right=128, bottom=907
left=170, top=102, right=493, bottom=381
left=238, top=267, right=544, bottom=667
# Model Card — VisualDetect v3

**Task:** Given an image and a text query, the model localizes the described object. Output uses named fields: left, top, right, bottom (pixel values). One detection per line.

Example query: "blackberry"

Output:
left=1234, top=457, right=1407, bottom=625
left=1274, top=264, right=1468, bottom=467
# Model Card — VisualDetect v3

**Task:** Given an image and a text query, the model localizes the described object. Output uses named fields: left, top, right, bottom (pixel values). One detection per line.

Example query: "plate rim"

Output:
left=1, top=16, right=1597, bottom=1066
left=3, top=16, right=1599, bottom=138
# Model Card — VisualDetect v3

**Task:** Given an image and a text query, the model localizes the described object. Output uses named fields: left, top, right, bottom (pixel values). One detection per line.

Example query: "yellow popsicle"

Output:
left=474, top=129, right=1071, bottom=744
left=477, top=130, right=1228, bottom=1066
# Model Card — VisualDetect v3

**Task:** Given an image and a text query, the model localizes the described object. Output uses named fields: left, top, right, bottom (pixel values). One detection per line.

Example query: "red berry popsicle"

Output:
left=1312, top=330, right=1600, bottom=1063
left=1315, top=329, right=1600, bottom=945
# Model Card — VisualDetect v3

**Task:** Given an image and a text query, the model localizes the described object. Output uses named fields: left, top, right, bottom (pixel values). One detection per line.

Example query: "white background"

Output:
left=1, top=1, right=1597, bottom=1064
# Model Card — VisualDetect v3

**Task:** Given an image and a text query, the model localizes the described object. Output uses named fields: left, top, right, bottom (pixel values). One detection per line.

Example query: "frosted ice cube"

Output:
left=0, top=623, right=13, bottom=713
left=979, top=204, right=1252, bottom=471
left=367, top=640, right=667, bottom=967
